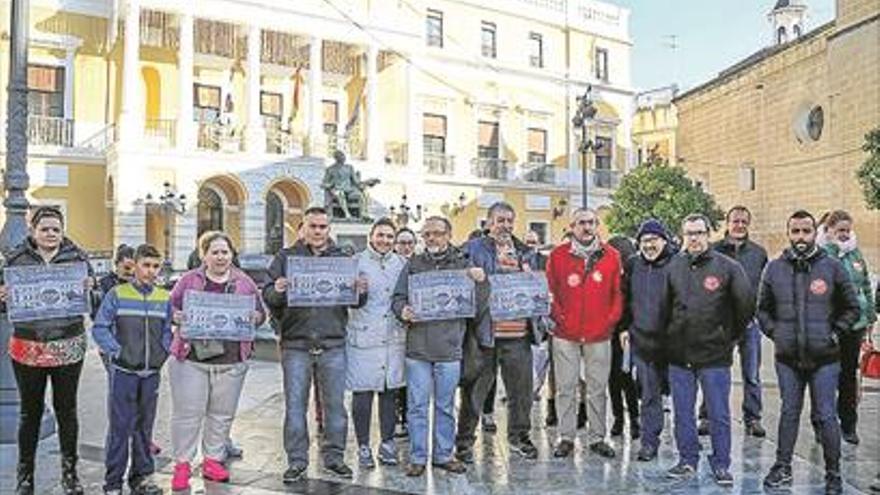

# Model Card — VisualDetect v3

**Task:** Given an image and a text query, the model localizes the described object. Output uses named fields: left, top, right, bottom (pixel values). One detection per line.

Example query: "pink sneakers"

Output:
left=171, top=462, right=190, bottom=491
left=202, top=458, right=230, bottom=483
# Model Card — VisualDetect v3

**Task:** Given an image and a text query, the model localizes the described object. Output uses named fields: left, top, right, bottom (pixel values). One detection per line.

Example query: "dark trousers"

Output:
left=609, top=336, right=639, bottom=423
left=836, top=329, right=863, bottom=433
left=12, top=360, right=83, bottom=468
left=457, top=337, right=533, bottom=449
left=483, top=376, right=496, bottom=415
left=396, top=387, right=407, bottom=425
left=776, top=361, right=841, bottom=473
left=104, top=369, right=160, bottom=491
left=669, top=365, right=731, bottom=470
left=699, top=320, right=763, bottom=424
left=635, top=356, right=665, bottom=451
left=352, top=389, right=398, bottom=446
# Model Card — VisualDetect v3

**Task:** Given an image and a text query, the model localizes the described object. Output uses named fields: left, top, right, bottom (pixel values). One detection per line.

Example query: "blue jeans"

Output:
left=776, top=361, right=840, bottom=473
left=281, top=347, right=347, bottom=467
left=669, top=365, right=731, bottom=470
left=406, top=358, right=460, bottom=465
left=104, top=369, right=159, bottom=491
left=634, top=356, right=665, bottom=451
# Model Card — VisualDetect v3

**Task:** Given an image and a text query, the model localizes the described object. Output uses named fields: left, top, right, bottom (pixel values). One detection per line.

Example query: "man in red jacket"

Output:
left=546, top=207, right=623, bottom=458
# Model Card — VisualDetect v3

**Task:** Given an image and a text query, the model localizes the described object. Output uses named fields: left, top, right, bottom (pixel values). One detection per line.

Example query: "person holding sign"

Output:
left=391, top=216, right=485, bottom=477
left=263, top=206, right=367, bottom=483
left=346, top=218, right=408, bottom=469
left=91, top=244, right=171, bottom=495
left=455, top=202, right=544, bottom=463
left=166, top=232, right=265, bottom=491
left=0, top=206, right=94, bottom=495
left=545, top=207, right=623, bottom=460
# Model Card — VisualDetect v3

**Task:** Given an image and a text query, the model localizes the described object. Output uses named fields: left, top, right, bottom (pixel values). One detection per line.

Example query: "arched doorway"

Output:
left=196, top=175, right=247, bottom=248
left=264, top=179, right=309, bottom=254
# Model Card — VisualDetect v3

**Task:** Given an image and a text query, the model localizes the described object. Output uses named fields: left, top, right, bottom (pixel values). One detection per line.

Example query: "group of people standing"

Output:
left=0, top=200, right=877, bottom=495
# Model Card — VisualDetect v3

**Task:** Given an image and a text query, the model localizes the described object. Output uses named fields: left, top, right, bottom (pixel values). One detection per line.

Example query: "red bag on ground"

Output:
left=860, top=334, right=880, bottom=379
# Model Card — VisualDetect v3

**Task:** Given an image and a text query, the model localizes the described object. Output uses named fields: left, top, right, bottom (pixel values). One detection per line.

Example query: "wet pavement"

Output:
left=1, top=338, right=878, bottom=494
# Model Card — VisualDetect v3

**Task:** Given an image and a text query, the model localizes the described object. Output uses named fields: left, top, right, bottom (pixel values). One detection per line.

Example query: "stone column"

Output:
left=245, top=25, right=265, bottom=152
left=176, top=11, right=194, bottom=149
left=365, top=45, right=382, bottom=163
left=242, top=200, right=267, bottom=254
left=119, top=0, right=142, bottom=146
left=172, top=208, right=198, bottom=269
left=307, top=36, right=323, bottom=154
left=406, top=59, right=422, bottom=169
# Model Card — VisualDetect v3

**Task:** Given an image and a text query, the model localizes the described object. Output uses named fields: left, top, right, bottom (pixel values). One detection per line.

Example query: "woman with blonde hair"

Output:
left=167, top=231, right=266, bottom=490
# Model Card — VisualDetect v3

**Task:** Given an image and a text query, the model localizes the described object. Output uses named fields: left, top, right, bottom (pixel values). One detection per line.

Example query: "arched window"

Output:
left=197, top=187, right=224, bottom=237
left=792, top=24, right=801, bottom=38
left=265, top=190, right=285, bottom=254
left=777, top=26, right=787, bottom=44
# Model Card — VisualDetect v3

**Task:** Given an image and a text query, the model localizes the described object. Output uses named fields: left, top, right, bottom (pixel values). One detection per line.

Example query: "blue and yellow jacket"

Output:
left=91, top=281, right=172, bottom=373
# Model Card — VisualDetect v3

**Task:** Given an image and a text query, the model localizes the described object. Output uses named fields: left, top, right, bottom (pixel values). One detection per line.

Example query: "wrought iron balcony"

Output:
left=522, top=162, right=556, bottom=184
left=592, top=168, right=621, bottom=189
left=471, top=157, right=510, bottom=180
left=27, top=116, right=74, bottom=147
left=425, top=152, right=455, bottom=175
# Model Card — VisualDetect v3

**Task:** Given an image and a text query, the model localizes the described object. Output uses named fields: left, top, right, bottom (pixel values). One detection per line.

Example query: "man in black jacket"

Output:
left=620, top=219, right=675, bottom=461
left=698, top=206, right=769, bottom=438
left=760, top=210, right=860, bottom=495
left=664, top=214, right=754, bottom=486
left=263, top=206, right=366, bottom=483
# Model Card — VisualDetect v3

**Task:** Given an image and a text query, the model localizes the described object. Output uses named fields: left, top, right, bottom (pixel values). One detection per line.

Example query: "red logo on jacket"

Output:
left=703, top=275, right=721, bottom=292
left=810, top=278, right=828, bottom=295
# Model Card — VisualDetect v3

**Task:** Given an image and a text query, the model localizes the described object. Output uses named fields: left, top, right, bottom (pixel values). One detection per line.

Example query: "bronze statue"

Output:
left=321, top=150, right=379, bottom=220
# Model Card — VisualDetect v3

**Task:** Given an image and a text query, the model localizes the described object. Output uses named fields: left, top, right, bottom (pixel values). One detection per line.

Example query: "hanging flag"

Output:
left=345, top=85, right=364, bottom=133
left=291, top=65, right=303, bottom=119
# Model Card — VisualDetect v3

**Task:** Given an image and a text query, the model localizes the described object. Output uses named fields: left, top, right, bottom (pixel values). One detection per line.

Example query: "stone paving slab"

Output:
left=1, top=344, right=877, bottom=494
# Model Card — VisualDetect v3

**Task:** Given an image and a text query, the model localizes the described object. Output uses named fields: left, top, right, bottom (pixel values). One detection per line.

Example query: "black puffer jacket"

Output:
left=1, top=237, right=94, bottom=342
left=757, top=247, right=861, bottom=369
left=665, top=250, right=754, bottom=369
left=263, top=240, right=357, bottom=350
left=623, top=243, right=676, bottom=363
left=392, top=246, right=472, bottom=363
left=712, top=236, right=767, bottom=296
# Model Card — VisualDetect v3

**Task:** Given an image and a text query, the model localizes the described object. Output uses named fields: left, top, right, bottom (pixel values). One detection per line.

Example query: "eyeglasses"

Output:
left=421, top=230, right=448, bottom=238
left=396, top=240, right=415, bottom=245
left=683, top=230, right=708, bottom=238
left=575, top=219, right=597, bottom=226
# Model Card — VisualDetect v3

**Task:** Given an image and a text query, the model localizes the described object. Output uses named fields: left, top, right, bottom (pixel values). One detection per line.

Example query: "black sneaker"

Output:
left=745, top=421, right=767, bottom=438
left=667, top=463, right=697, bottom=479
left=630, top=418, right=641, bottom=440
left=509, top=437, right=539, bottom=460
left=553, top=440, right=574, bottom=458
left=282, top=465, right=307, bottom=484
left=589, top=441, right=615, bottom=459
left=713, top=467, right=734, bottom=487
left=697, top=419, right=710, bottom=436
left=323, top=462, right=353, bottom=479
left=842, top=430, right=860, bottom=445
left=825, top=472, right=843, bottom=495
left=763, top=463, right=793, bottom=489
left=636, top=446, right=657, bottom=462
left=455, top=448, right=474, bottom=464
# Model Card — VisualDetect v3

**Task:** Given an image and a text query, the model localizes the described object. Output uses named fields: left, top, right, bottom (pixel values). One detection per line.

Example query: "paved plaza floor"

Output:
left=1, top=342, right=878, bottom=494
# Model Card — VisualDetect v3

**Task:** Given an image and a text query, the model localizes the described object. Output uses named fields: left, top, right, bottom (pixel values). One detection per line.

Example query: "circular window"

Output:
left=807, top=106, right=824, bottom=141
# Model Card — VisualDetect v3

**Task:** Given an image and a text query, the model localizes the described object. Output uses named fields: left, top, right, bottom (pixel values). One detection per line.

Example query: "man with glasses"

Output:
left=663, top=214, right=753, bottom=486
left=760, top=210, right=859, bottom=495
left=394, top=228, right=417, bottom=259
left=696, top=206, right=768, bottom=438
left=546, top=208, right=623, bottom=459
left=392, top=216, right=485, bottom=477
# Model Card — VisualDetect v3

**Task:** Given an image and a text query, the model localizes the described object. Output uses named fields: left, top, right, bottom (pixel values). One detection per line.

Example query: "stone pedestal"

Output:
left=332, top=221, right=371, bottom=252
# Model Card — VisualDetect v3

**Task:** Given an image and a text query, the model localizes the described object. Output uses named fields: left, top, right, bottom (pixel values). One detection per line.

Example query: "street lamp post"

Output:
left=572, top=85, right=599, bottom=209
left=145, top=182, right=186, bottom=285
left=388, top=194, right=422, bottom=229
left=0, top=0, right=51, bottom=444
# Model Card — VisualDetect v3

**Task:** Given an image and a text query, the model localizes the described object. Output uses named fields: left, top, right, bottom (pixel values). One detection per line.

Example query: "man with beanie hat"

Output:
left=620, top=219, right=676, bottom=461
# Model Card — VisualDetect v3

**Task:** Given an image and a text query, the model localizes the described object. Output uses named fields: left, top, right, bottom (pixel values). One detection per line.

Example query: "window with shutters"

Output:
left=427, top=10, right=443, bottom=47
left=481, top=22, right=497, bottom=58
left=594, top=47, right=609, bottom=82
left=478, top=121, right=499, bottom=158
left=527, top=128, right=547, bottom=163
left=323, top=100, right=339, bottom=136
left=529, top=32, right=543, bottom=68
left=27, top=65, right=65, bottom=117
left=422, top=114, right=447, bottom=154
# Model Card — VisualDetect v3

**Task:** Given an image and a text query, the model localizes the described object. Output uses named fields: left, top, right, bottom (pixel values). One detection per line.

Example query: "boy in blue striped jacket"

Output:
left=92, top=244, right=171, bottom=495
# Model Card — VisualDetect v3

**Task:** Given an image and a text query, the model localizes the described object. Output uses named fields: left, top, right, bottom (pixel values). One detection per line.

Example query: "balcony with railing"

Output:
left=592, top=168, right=622, bottom=189
left=521, top=162, right=556, bottom=184
left=197, top=121, right=244, bottom=152
left=471, top=157, right=510, bottom=181
left=27, top=116, right=74, bottom=147
left=266, top=125, right=305, bottom=156
left=425, top=152, right=455, bottom=175
left=384, top=142, right=408, bottom=166
left=144, top=119, right=176, bottom=148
